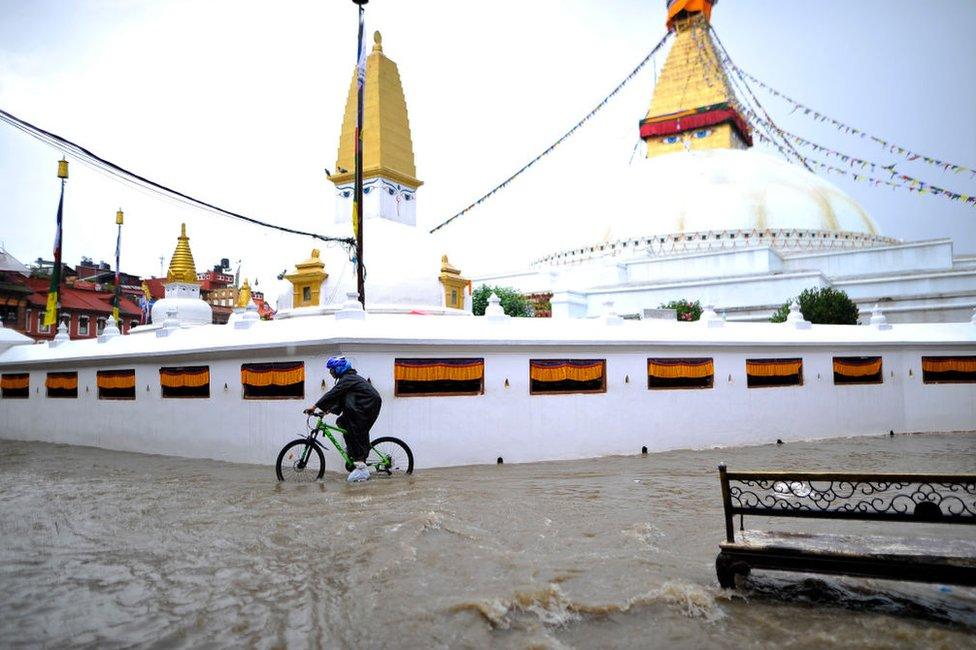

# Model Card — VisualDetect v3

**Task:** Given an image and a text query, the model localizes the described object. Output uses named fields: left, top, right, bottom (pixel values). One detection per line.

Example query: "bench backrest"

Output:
left=718, top=464, right=976, bottom=543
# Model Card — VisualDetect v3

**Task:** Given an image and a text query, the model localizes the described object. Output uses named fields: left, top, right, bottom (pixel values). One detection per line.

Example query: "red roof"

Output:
left=144, top=277, right=166, bottom=300
left=254, top=297, right=275, bottom=319
left=27, top=284, right=141, bottom=316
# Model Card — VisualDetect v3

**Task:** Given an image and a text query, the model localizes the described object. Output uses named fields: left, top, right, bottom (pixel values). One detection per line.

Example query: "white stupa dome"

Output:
left=150, top=283, right=213, bottom=326
left=533, top=149, right=895, bottom=267
left=613, top=149, right=878, bottom=239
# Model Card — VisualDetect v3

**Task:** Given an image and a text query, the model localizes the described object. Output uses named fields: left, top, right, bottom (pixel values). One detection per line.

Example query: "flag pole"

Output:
left=352, top=0, right=368, bottom=308
left=113, top=208, right=124, bottom=325
left=44, top=158, right=68, bottom=331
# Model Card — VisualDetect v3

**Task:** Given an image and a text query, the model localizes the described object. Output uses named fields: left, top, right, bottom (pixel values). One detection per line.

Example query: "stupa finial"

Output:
left=643, top=0, right=749, bottom=158
left=666, top=0, right=717, bottom=31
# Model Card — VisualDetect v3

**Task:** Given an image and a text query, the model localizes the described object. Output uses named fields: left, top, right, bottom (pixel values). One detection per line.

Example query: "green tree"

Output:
left=472, top=285, right=532, bottom=317
left=659, top=299, right=703, bottom=322
left=770, top=287, right=859, bottom=324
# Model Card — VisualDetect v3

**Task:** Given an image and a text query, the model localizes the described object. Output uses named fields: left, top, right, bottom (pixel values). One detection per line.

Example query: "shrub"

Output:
left=472, top=285, right=532, bottom=317
left=659, top=299, right=703, bottom=322
left=770, top=287, right=859, bottom=324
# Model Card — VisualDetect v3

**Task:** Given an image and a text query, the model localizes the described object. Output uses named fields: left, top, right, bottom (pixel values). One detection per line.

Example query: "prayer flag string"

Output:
left=724, top=64, right=975, bottom=179
left=744, top=110, right=975, bottom=207
left=430, top=31, right=673, bottom=234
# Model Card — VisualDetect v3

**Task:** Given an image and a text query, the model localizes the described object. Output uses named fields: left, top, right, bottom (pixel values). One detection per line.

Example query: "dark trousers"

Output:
left=336, top=410, right=379, bottom=463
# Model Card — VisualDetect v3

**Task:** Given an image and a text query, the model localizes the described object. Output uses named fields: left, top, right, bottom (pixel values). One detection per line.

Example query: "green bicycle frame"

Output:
left=302, top=416, right=392, bottom=470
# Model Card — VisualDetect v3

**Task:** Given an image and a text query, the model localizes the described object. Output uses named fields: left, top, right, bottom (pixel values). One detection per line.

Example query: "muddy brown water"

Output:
left=1, top=433, right=975, bottom=649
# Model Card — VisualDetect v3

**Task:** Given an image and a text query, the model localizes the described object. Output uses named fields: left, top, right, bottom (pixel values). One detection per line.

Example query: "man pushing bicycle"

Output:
left=304, top=356, right=382, bottom=483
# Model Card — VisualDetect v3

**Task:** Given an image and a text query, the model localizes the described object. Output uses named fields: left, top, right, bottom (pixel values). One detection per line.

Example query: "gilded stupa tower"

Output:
left=331, top=31, right=422, bottom=228
left=640, top=0, right=752, bottom=158
left=165, top=223, right=198, bottom=283
left=151, top=223, right=213, bottom=326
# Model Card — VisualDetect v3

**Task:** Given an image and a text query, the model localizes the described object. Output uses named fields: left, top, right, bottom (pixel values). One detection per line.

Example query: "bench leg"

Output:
left=716, top=551, right=749, bottom=589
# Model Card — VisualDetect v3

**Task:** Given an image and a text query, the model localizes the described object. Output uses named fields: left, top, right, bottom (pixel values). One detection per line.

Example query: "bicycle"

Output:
left=275, top=411, right=414, bottom=482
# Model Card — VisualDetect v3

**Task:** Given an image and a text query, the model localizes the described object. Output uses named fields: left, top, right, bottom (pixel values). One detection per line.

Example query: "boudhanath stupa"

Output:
left=1, top=1, right=973, bottom=471
left=263, top=0, right=973, bottom=324
left=461, top=0, right=975, bottom=323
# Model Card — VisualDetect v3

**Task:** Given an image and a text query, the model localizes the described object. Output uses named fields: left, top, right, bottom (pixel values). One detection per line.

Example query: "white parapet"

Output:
left=869, top=304, right=893, bottom=331
left=98, top=316, right=121, bottom=343
left=700, top=304, right=725, bottom=328
left=786, top=301, right=812, bottom=330
left=485, top=292, right=509, bottom=322
left=49, top=321, right=70, bottom=347
left=335, top=292, right=366, bottom=321
left=603, top=300, right=623, bottom=326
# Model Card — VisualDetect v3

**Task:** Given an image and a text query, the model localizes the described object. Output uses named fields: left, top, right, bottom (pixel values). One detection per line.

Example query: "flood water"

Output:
left=1, top=433, right=975, bottom=649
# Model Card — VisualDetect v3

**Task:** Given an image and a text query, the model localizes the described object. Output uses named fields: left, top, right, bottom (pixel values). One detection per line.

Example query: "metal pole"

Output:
left=57, top=177, right=64, bottom=326
left=114, top=209, right=124, bottom=325
left=52, top=158, right=68, bottom=331
left=353, top=0, right=368, bottom=308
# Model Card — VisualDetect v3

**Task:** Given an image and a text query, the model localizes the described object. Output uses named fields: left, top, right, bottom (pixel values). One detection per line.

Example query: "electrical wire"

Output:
left=0, top=107, right=355, bottom=249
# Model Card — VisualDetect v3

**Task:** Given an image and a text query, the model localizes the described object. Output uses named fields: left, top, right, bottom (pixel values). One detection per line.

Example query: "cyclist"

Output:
left=304, top=356, right=382, bottom=482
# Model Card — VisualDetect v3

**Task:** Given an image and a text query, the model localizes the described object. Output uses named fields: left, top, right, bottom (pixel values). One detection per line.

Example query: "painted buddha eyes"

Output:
left=661, top=129, right=711, bottom=145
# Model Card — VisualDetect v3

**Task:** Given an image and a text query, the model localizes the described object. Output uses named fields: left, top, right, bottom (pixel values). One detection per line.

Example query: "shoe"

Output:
left=347, top=461, right=370, bottom=483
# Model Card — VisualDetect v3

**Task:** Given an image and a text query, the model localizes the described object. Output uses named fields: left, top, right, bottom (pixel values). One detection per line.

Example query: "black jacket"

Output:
left=314, top=369, right=381, bottom=421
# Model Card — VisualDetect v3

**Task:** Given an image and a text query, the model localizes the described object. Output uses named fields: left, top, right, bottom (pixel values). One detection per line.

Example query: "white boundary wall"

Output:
left=0, top=329, right=973, bottom=470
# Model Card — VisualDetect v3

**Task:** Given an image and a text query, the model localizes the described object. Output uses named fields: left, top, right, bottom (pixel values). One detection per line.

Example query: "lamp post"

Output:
left=113, top=208, right=124, bottom=324
left=352, top=0, right=368, bottom=308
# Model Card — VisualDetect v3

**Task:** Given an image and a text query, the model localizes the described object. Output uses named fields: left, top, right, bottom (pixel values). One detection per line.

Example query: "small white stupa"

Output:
left=276, top=32, right=472, bottom=317
left=150, top=223, right=213, bottom=326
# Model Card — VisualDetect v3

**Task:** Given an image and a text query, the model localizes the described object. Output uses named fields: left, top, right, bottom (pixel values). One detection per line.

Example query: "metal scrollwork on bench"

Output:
left=715, top=466, right=976, bottom=590
left=723, top=471, right=976, bottom=524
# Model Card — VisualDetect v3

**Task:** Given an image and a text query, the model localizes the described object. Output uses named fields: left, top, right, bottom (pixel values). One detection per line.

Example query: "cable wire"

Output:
left=0, top=107, right=355, bottom=248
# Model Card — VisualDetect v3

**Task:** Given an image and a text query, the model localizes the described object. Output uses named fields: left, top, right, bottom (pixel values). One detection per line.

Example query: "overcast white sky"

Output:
left=1, top=1, right=973, bottom=295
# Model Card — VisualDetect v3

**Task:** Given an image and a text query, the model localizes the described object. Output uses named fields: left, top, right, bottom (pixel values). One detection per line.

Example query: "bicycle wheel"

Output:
left=366, top=436, right=414, bottom=476
left=276, top=439, right=325, bottom=482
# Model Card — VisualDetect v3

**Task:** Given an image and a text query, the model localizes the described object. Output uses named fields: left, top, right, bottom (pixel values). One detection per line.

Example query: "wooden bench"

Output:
left=715, top=464, right=976, bottom=589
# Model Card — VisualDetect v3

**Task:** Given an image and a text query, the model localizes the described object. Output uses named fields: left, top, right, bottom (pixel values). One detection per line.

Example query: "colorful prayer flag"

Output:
left=43, top=184, right=64, bottom=327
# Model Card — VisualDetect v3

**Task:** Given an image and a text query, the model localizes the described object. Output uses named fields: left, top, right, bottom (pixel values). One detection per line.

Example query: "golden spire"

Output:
left=332, top=31, right=422, bottom=189
left=236, top=278, right=252, bottom=308
left=165, top=223, right=199, bottom=283
left=640, top=2, right=751, bottom=158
